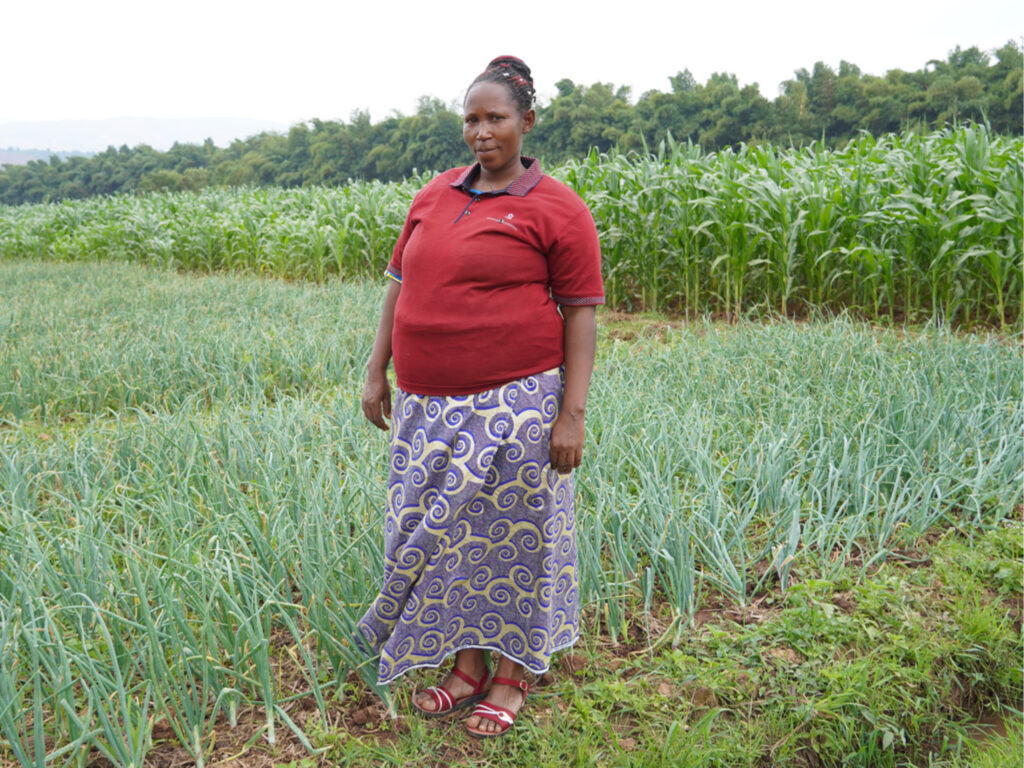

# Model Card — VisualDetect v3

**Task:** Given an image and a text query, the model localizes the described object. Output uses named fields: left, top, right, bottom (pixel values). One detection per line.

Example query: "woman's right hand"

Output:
left=362, top=280, right=401, bottom=431
left=362, top=368, right=392, bottom=431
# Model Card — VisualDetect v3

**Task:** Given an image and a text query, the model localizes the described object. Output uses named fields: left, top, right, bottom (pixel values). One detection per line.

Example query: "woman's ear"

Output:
left=522, top=108, right=536, bottom=134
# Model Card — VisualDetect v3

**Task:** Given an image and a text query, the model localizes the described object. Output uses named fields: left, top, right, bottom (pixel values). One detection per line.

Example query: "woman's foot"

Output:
left=412, top=649, right=489, bottom=714
left=465, top=656, right=528, bottom=735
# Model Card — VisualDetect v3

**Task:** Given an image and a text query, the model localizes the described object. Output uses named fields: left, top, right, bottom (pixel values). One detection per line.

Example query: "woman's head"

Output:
left=465, top=56, right=536, bottom=115
left=463, top=56, right=536, bottom=179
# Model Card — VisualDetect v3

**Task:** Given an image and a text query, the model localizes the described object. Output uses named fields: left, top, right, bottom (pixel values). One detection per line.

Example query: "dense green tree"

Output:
left=393, top=97, right=465, bottom=177
left=137, top=169, right=186, bottom=193
left=982, top=42, right=1023, bottom=133
left=307, top=117, right=350, bottom=184
left=829, top=62, right=867, bottom=140
left=533, top=80, right=634, bottom=159
left=696, top=73, right=771, bottom=148
left=279, top=123, right=312, bottom=187
left=632, top=70, right=709, bottom=149
left=1, top=42, right=1020, bottom=206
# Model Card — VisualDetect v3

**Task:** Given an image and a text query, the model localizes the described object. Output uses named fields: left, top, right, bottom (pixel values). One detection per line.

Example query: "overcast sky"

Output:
left=3, top=0, right=1021, bottom=129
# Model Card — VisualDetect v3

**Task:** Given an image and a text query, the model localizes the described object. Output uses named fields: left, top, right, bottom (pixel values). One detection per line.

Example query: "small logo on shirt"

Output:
left=487, top=214, right=519, bottom=231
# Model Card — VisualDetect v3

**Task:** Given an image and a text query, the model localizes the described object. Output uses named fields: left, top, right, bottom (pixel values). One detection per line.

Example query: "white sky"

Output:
left=2, top=0, right=1021, bottom=126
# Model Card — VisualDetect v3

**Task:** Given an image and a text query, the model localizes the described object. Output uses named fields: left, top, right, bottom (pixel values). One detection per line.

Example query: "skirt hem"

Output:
left=376, top=633, right=581, bottom=686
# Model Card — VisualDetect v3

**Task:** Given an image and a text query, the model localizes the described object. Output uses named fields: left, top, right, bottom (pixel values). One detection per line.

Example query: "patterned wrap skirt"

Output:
left=356, top=367, right=579, bottom=685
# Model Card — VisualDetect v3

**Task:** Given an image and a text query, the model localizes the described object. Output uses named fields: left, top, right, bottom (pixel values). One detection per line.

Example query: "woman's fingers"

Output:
left=549, top=441, right=582, bottom=473
left=549, top=414, right=585, bottom=472
left=361, top=398, right=382, bottom=430
left=368, top=407, right=386, bottom=430
left=368, top=403, right=390, bottom=430
left=362, top=375, right=391, bottom=431
left=554, top=408, right=586, bottom=468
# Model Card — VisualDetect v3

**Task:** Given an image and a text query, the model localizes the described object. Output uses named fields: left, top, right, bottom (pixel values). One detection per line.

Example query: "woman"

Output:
left=358, top=55, right=603, bottom=738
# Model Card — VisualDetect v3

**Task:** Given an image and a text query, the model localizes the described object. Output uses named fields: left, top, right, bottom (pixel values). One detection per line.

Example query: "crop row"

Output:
left=1, top=261, right=1020, bottom=766
left=2, top=125, right=1021, bottom=327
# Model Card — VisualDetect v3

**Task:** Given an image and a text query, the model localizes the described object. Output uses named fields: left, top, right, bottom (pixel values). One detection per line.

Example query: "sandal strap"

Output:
left=426, top=685, right=454, bottom=711
left=451, top=666, right=489, bottom=693
left=491, top=676, right=529, bottom=694
left=471, top=702, right=517, bottom=730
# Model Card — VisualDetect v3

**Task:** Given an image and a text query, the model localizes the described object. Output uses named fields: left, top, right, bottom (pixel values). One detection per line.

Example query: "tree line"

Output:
left=1, top=42, right=1020, bottom=207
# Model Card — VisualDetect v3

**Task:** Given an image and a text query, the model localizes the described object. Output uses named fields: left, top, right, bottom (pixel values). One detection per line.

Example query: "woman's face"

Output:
left=463, top=81, right=535, bottom=178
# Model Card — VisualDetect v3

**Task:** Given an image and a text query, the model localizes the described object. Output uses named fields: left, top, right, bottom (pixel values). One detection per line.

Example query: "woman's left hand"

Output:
left=550, top=305, right=597, bottom=475
left=550, top=410, right=584, bottom=474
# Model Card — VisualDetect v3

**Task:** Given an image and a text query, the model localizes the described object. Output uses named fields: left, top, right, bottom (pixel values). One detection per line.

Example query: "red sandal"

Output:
left=412, top=666, right=490, bottom=718
left=465, top=676, right=529, bottom=738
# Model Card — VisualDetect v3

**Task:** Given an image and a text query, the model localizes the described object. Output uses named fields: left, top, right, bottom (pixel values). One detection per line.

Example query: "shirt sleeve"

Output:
left=385, top=213, right=413, bottom=283
left=547, top=205, right=605, bottom=306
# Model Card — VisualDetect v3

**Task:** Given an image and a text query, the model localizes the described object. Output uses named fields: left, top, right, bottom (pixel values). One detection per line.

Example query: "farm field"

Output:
left=0, top=260, right=1020, bottom=767
left=1, top=126, right=1021, bottom=328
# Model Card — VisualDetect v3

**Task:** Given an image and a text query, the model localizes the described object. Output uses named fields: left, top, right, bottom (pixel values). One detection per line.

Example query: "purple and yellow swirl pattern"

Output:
left=357, top=368, right=579, bottom=684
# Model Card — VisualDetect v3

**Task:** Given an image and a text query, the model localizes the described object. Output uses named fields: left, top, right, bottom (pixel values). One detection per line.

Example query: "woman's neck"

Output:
left=474, top=158, right=525, bottom=192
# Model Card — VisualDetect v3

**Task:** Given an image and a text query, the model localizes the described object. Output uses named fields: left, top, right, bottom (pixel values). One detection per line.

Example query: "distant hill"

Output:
left=0, top=117, right=290, bottom=154
left=1, top=149, right=93, bottom=167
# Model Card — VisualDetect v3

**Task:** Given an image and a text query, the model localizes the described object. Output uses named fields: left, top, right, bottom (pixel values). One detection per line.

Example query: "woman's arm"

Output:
left=361, top=279, right=402, bottom=431
left=549, top=304, right=597, bottom=473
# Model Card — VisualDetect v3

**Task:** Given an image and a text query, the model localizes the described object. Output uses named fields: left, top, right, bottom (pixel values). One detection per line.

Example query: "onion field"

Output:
left=0, top=260, right=1020, bottom=767
left=1, top=125, right=1020, bottom=327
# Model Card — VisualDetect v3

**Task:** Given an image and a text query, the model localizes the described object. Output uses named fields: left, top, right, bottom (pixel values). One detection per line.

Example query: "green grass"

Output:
left=0, top=260, right=1020, bottom=767
left=308, top=525, right=1023, bottom=768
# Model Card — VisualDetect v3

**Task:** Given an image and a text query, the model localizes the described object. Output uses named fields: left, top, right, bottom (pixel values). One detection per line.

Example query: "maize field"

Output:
left=1, top=125, right=1020, bottom=328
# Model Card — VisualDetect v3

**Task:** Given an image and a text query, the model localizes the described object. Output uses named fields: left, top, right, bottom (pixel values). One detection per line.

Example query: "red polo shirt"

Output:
left=386, top=157, right=604, bottom=396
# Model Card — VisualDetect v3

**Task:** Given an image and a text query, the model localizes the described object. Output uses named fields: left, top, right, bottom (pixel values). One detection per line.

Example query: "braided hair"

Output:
left=467, top=56, right=536, bottom=114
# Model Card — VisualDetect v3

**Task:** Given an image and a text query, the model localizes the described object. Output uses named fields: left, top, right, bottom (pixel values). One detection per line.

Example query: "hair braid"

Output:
left=467, top=55, right=536, bottom=114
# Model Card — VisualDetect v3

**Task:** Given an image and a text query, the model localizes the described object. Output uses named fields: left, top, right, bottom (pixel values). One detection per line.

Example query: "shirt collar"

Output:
left=450, top=156, right=543, bottom=197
